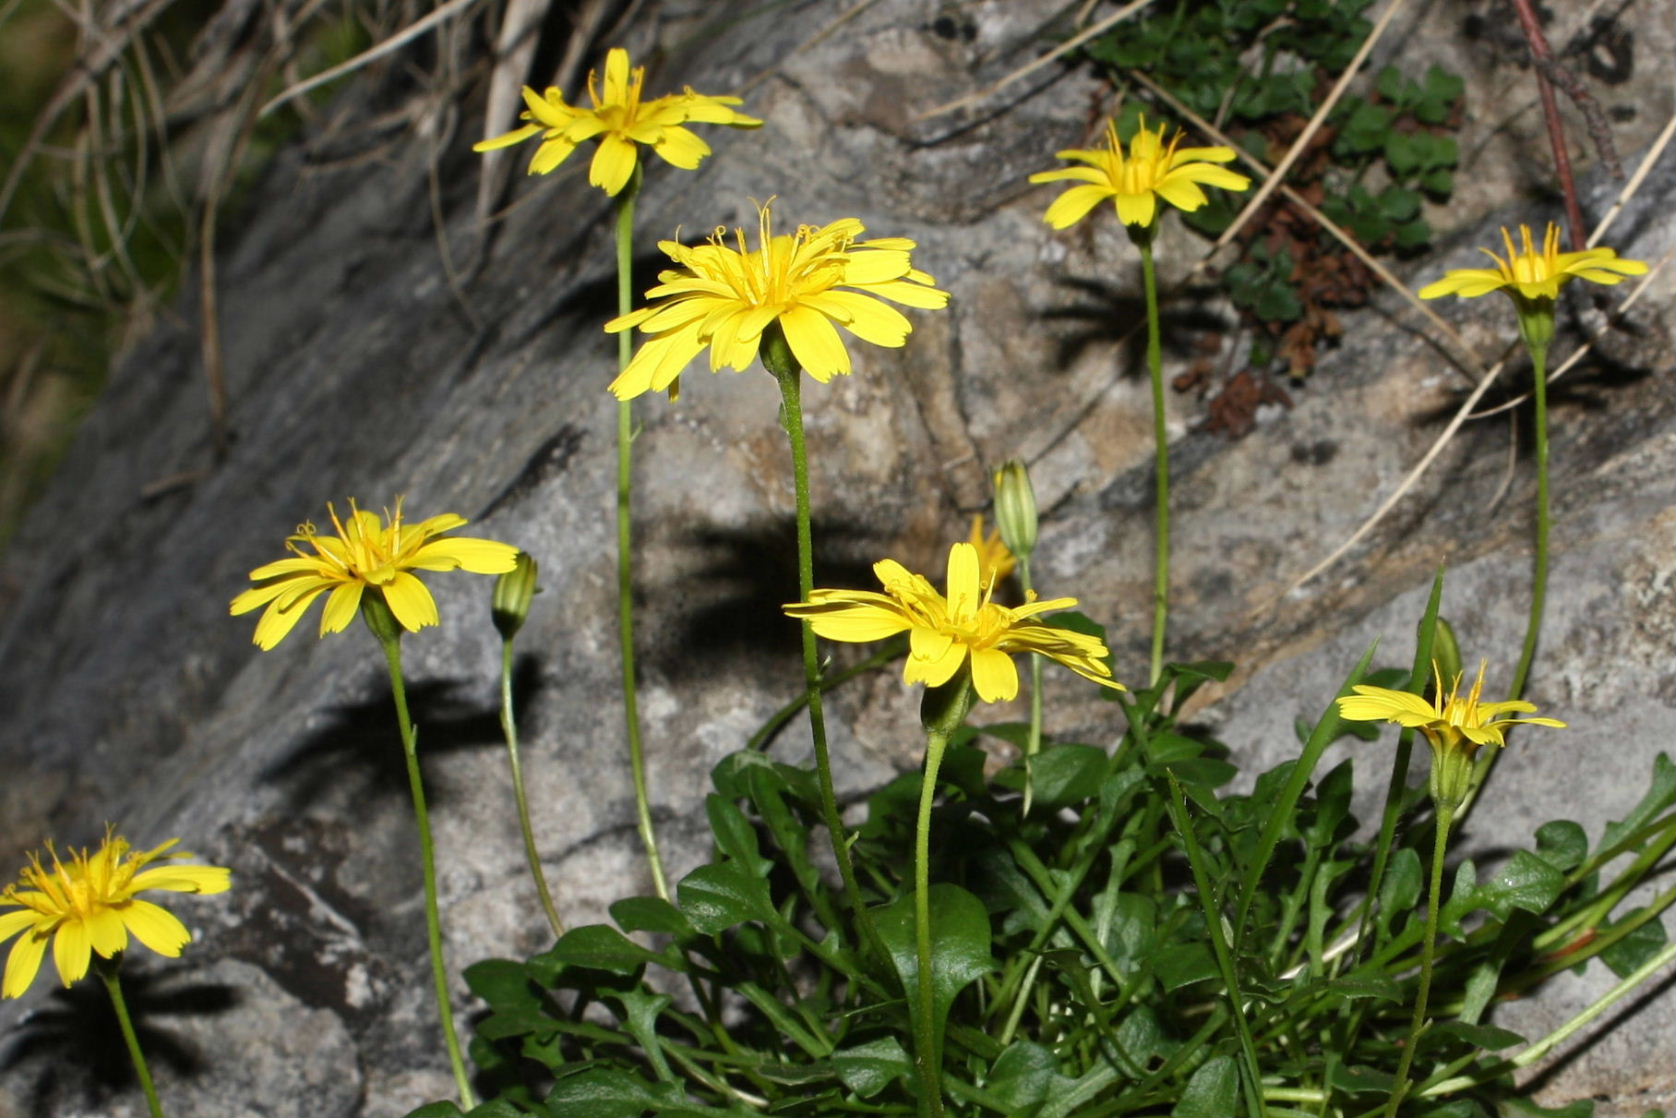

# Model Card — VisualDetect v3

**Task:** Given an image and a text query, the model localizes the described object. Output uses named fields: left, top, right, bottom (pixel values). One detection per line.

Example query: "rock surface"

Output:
left=0, top=1, right=1671, bottom=1113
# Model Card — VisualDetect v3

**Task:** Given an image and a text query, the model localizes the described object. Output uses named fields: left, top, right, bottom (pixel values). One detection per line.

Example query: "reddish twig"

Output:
left=1509, top=0, right=1586, bottom=250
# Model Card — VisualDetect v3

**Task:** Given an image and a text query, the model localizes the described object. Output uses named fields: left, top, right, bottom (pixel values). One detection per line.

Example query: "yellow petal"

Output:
left=943, top=543, right=981, bottom=620
left=472, top=123, right=543, bottom=152
left=85, top=907, right=129, bottom=958
left=589, top=134, right=640, bottom=196
left=529, top=137, right=578, bottom=176
left=1043, top=184, right=1114, bottom=230
left=252, top=587, right=329, bottom=650
left=52, top=919, right=91, bottom=987
left=410, top=537, right=521, bottom=574
left=382, top=572, right=440, bottom=632
left=905, top=637, right=967, bottom=689
left=318, top=581, right=363, bottom=636
left=3, top=929, right=48, bottom=998
left=779, top=304, right=852, bottom=381
left=0, top=911, right=37, bottom=944
left=120, top=900, right=191, bottom=957
left=1114, top=191, right=1158, bottom=228
left=130, top=865, right=232, bottom=895
left=803, top=291, right=913, bottom=347
left=652, top=126, right=711, bottom=170
left=969, top=647, right=1019, bottom=703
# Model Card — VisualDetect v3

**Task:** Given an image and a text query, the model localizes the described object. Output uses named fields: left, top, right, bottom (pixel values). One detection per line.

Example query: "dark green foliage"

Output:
left=426, top=626, right=1673, bottom=1116
left=1084, top=2, right=1466, bottom=382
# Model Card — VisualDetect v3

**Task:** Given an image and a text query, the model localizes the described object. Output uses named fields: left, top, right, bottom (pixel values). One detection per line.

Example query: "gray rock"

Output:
left=1, top=1, right=1670, bottom=1112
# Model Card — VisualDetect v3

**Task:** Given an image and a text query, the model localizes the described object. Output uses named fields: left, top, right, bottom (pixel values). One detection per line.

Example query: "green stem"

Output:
left=1139, top=239, right=1170, bottom=686
left=97, top=960, right=162, bottom=1118
left=765, top=333, right=881, bottom=964
left=1510, top=343, right=1550, bottom=701
left=1018, top=554, right=1045, bottom=816
left=1387, top=803, right=1453, bottom=1118
left=913, top=725, right=952, bottom=1118
left=745, top=637, right=906, bottom=752
left=377, top=629, right=476, bottom=1109
left=500, top=639, right=565, bottom=938
left=613, top=176, right=669, bottom=900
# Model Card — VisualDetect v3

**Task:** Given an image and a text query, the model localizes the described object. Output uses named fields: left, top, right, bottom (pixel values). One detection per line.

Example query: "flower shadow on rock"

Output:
left=654, top=517, right=884, bottom=681
left=258, top=664, right=546, bottom=813
left=1, top=971, right=235, bottom=1109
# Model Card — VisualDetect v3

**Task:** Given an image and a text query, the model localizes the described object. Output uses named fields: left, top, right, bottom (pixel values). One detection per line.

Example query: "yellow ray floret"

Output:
left=1418, top=222, right=1647, bottom=302
left=784, top=541, right=1126, bottom=704
left=472, top=47, right=761, bottom=195
left=969, top=513, right=1016, bottom=586
left=231, top=498, right=520, bottom=650
left=605, top=201, right=950, bottom=399
left=0, top=829, right=230, bottom=997
left=1030, top=116, right=1251, bottom=231
left=1337, top=660, right=1566, bottom=756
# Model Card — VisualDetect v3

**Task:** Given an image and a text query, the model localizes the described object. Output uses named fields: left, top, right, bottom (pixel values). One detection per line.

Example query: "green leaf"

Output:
left=1378, top=186, right=1421, bottom=221
left=1173, top=1054, right=1239, bottom=1116
left=988, top=1040, right=1065, bottom=1115
left=1477, top=850, right=1566, bottom=920
left=478, top=1006, right=558, bottom=1041
left=677, top=861, right=778, bottom=935
left=706, top=794, right=769, bottom=876
left=544, top=1067, right=682, bottom=1117
left=1328, top=1063, right=1396, bottom=1096
left=611, top=896, right=696, bottom=939
left=832, top=1036, right=912, bottom=1099
left=1153, top=942, right=1218, bottom=990
left=1601, top=753, right=1675, bottom=853
left=464, top=958, right=538, bottom=1011
left=1378, top=848, right=1423, bottom=934
left=465, top=1103, right=527, bottom=1118
left=1420, top=168, right=1454, bottom=196
left=542, top=924, right=673, bottom=976
left=1376, top=66, right=1405, bottom=102
left=1428, top=1019, right=1526, bottom=1050
left=874, top=883, right=995, bottom=1060
left=1022, top=744, right=1108, bottom=806
left=1601, top=909, right=1669, bottom=978
left=406, top=1104, right=465, bottom=1118
left=1535, top=820, right=1589, bottom=872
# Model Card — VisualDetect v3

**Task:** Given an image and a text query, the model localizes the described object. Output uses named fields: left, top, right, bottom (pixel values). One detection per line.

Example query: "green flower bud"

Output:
left=992, top=459, right=1038, bottom=561
left=492, top=552, right=540, bottom=641
left=359, top=591, right=403, bottom=648
left=1428, top=616, right=1462, bottom=692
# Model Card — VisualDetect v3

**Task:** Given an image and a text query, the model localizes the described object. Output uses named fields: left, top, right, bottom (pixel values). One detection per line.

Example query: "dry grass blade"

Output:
left=912, top=0, right=1158, bottom=121
left=1127, top=71, right=1492, bottom=383
left=475, top=0, right=550, bottom=224
left=1282, top=108, right=1675, bottom=594
left=258, top=0, right=485, bottom=119
left=1208, top=0, right=1407, bottom=256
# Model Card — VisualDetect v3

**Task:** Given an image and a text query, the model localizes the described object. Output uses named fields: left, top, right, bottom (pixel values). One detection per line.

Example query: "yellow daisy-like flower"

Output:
left=1417, top=223, right=1648, bottom=302
left=1337, top=660, right=1566, bottom=755
left=784, top=541, right=1125, bottom=704
left=0, top=830, right=230, bottom=998
left=604, top=201, right=950, bottom=400
left=231, top=499, right=520, bottom=650
left=472, top=47, right=762, bottom=196
left=1030, top=116, right=1251, bottom=231
left=969, top=514, right=1016, bottom=586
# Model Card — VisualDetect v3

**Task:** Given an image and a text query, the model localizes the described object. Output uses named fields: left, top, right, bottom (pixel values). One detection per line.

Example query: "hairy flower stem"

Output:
left=1139, top=239, right=1170, bottom=686
left=1018, top=554, right=1045, bottom=816
left=765, top=334, right=882, bottom=964
left=97, top=959, right=162, bottom=1118
left=614, top=174, right=670, bottom=900
left=1510, top=343, right=1551, bottom=701
left=913, top=725, right=953, bottom=1118
left=912, top=674, right=972, bottom=1118
left=375, top=626, right=476, bottom=1109
left=1387, top=803, right=1454, bottom=1118
left=500, top=639, right=564, bottom=937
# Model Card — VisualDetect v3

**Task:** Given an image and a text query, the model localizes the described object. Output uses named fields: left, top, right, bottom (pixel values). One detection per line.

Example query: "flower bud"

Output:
left=492, top=552, right=540, bottom=641
left=1428, top=616, right=1462, bottom=692
left=992, top=459, right=1038, bottom=561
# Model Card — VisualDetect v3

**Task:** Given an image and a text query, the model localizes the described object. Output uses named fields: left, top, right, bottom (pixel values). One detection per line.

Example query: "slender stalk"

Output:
left=1386, top=804, right=1454, bottom=1118
left=1017, top=553, right=1045, bottom=815
left=376, top=628, right=476, bottom=1109
left=1510, top=344, right=1550, bottom=701
left=97, top=960, right=162, bottom=1118
left=1139, top=239, right=1170, bottom=686
left=764, top=332, right=880, bottom=960
left=613, top=175, right=669, bottom=900
left=913, top=724, right=953, bottom=1118
left=500, top=639, right=565, bottom=937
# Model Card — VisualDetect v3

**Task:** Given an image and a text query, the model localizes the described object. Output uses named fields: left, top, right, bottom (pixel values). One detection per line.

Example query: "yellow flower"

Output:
left=1418, top=223, right=1648, bottom=302
left=0, top=830, right=230, bottom=997
left=231, top=499, right=520, bottom=650
left=472, top=47, right=761, bottom=196
left=784, top=541, right=1125, bottom=704
left=605, top=201, right=950, bottom=400
left=1339, top=661, right=1565, bottom=756
left=969, top=514, right=1016, bottom=585
left=1030, top=116, right=1251, bottom=231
